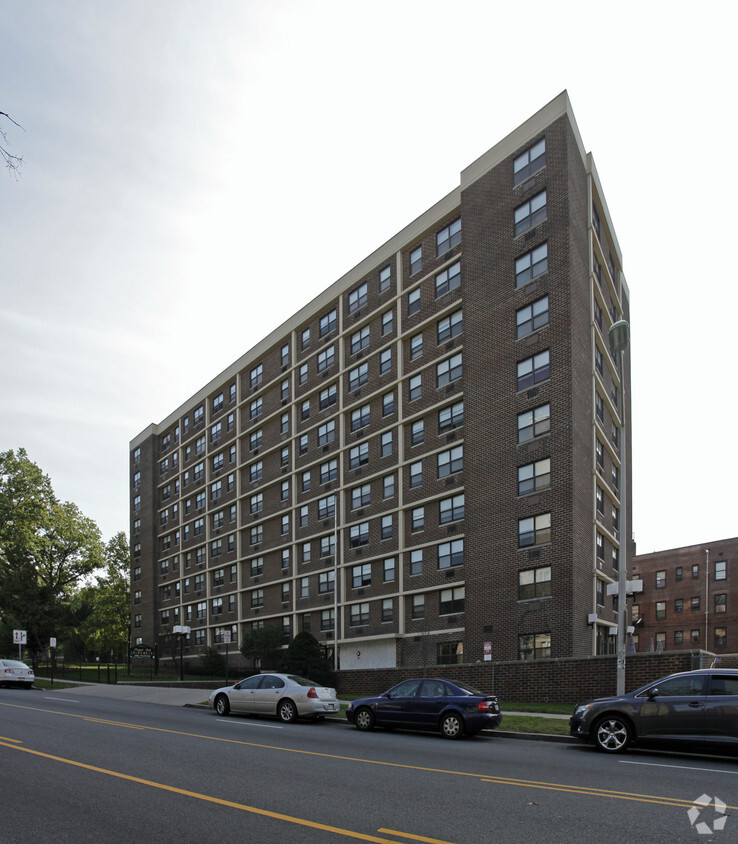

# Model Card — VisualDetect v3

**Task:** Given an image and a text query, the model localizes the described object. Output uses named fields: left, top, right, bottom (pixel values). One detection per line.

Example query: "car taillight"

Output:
left=478, top=701, right=491, bottom=712
left=307, top=687, right=318, bottom=698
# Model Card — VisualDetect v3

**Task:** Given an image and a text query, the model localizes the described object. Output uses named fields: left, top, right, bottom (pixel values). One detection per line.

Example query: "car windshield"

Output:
left=2, top=661, right=29, bottom=670
left=287, top=675, right=320, bottom=687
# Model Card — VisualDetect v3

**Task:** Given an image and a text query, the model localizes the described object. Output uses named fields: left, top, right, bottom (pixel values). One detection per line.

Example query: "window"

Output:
left=281, top=343, right=290, bottom=367
left=301, top=327, right=310, bottom=350
left=381, top=514, right=393, bottom=539
left=250, top=589, right=263, bottom=609
left=281, top=514, right=290, bottom=535
left=250, top=429, right=262, bottom=450
left=411, top=506, right=424, bottom=531
left=382, top=309, right=394, bottom=335
left=349, top=442, right=369, bottom=469
left=320, top=534, right=335, bottom=558
left=299, top=363, right=308, bottom=384
left=518, top=566, right=551, bottom=600
left=675, top=598, right=684, bottom=613
left=320, top=308, right=337, bottom=337
left=518, top=458, right=551, bottom=495
left=517, top=404, right=550, bottom=443
left=410, top=549, right=423, bottom=575
left=518, top=513, right=551, bottom=547
left=440, top=586, right=465, bottom=615
left=250, top=493, right=263, bottom=514
left=516, top=296, right=549, bottom=339
left=250, top=460, right=263, bottom=482
left=514, top=190, right=547, bottom=236
left=349, top=362, right=368, bottom=391
left=351, top=484, right=371, bottom=509
left=517, top=350, right=549, bottom=390
left=437, top=352, right=462, bottom=387
left=350, top=602, right=370, bottom=626
left=250, top=525, right=262, bottom=545
left=411, top=420, right=424, bottom=445
left=656, top=570, right=666, bottom=589
left=350, top=522, right=369, bottom=547
left=383, top=557, right=396, bottom=582
left=317, top=495, right=335, bottom=519
left=320, top=609, right=334, bottom=631
left=437, top=310, right=462, bottom=343
left=317, top=346, right=335, bottom=372
left=412, top=594, right=425, bottom=618
left=513, top=138, right=546, bottom=185
left=383, top=473, right=395, bottom=499
left=409, top=460, right=423, bottom=488
left=302, top=542, right=311, bottom=563
left=519, top=632, right=551, bottom=660
left=692, top=564, right=700, bottom=579
left=210, top=480, right=222, bottom=501
left=439, top=401, right=464, bottom=431
left=437, top=218, right=461, bottom=254
left=438, top=539, right=464, bottom=569
left=319, top=383, right=337, bottom=410
left=212, top=452, right=224, bottom=472
left=301, top=399, right=310, bottom=421
left=435, top=262, right=461, bottom=297
left=250, top=363, right=263, bottom=388
left=408, top=289, right=420, bottom=315
left=656, top=601, right=666, bottom=621
left=351, top=404, right=370, bottom=431
left=281, top=412, right=289, bottom=434
left=299, top=505, right=308, bottom=527
left=318, top=419, right=335, bottom=446
left=319, top=570, right=335, bottom=593
left=382, top=598, right=393, bottom=623
left=194, top=405, right=204, bottom=425
left=438, top=445, right=463, bottom=478
left=320, top=459, right=338, bottom=483
left=674, top=630, right=684, bottom=645
left=379, top=264, right=391, bottom=292
left=515, top=243, right=548, bottom=287
left=715, top=561, right=727, bottom=580
left=439, top=494, right=464, bottom=523
left=691, top=596, right=701, bottom=611
left=351, top=326, right=370, bottom=354
left=410, top=245, right=422, bottom=275
left=281, top=549, right=290, bottom=569
left=382, top=391, right=395, bottom=416
left=409, top=374, right=422, bottom=401
left=352, top=563, right=371, bottom=588
left=380, top=348, right=392, bottom=374
left=348, top=282, right=368, bottom=313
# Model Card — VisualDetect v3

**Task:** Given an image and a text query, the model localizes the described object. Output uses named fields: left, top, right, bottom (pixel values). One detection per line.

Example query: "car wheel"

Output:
left=214, top=694, right=230, bottom=716
left=277, top=698, right=298, bottom=723
left=594, top=714, right=631, bottom=753
left=354, top=706, right=375, bottom=731
left=440, top=712, right=465, bottom=739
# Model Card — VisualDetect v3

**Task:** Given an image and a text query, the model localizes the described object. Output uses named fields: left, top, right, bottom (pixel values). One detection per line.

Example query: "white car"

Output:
left=0, top=659, right=35, bottom=689
left=210, top=672, right=339, bottom=722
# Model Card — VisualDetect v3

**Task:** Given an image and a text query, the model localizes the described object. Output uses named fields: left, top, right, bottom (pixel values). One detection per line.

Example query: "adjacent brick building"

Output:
left=129, top=91, right=632, bottom=671
left=632, top=537, right=737, bottom=654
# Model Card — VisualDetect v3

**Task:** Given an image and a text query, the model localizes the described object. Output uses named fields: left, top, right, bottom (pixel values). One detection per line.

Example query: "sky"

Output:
left=1, top=0, right=736, bottom=555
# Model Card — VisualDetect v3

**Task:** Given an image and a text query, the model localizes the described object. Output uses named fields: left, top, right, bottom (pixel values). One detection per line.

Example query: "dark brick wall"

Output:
left=335, top=651, right=700, bottom=703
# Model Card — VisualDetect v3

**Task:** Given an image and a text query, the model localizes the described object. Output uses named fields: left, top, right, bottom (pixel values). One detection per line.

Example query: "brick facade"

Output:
left=130, top=92, right=633, bottom=672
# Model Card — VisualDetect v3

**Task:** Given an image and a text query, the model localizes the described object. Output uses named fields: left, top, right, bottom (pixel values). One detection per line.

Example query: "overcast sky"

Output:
left=2, top=1, right=736, bottom=555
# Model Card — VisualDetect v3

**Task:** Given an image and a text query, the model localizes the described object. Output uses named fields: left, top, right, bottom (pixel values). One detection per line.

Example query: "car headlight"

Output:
left=573, top=704, right=595, bottom=718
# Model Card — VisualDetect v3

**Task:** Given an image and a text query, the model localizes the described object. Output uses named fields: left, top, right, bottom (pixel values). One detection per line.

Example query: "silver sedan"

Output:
left=0, top=659, right=35, bottom=689
left=209, top=673, right=339, bottom=722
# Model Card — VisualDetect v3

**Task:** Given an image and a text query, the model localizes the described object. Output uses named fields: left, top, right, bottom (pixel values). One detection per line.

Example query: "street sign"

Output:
left=13, top=629, right=27, bottom=645
left=224, top=631, right=232, bottom=644
left=50, top=638, right=57, bottom=648
left=483, top=641, right=492, bottom=662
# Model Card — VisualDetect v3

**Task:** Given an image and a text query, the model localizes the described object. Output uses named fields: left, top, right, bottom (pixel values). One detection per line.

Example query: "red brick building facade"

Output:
left=130, top=92, right=633, bottom=671
left=632, top=537, right=737, bottom=655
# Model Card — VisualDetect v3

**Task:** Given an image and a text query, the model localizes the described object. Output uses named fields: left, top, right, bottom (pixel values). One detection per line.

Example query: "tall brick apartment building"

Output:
left=632, top=537, right=737, bottom=654
left=129, top=91, right=632, bottom=671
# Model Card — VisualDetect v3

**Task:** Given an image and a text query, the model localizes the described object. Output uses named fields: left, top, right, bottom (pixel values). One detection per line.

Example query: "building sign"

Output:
left=129, top=645, right=156, bottom=659
left=483, top=641, right=492, bottom=662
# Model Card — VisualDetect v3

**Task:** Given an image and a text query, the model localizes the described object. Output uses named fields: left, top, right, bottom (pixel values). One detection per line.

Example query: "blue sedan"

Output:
left=346, top=678, right=502, bottom=739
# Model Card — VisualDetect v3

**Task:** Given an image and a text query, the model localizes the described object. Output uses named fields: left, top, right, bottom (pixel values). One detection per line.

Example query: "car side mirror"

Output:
left=647, top=687, right=659, bottom=700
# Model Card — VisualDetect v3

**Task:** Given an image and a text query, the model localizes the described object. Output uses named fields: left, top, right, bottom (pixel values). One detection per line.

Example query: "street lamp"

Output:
left=608, top=319, right=629, bottom=695
left=172, top=625, right=190, bottom=681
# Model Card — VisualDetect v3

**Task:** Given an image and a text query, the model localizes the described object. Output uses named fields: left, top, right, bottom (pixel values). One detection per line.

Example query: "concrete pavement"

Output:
left=39, top=681, right=213, bottom=707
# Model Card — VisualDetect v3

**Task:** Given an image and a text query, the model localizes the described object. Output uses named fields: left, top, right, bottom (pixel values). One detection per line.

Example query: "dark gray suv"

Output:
left=570, top=668, right=738, bottom=753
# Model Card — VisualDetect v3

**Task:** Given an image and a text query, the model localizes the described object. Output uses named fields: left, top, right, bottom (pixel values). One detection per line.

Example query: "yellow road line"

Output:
left=3, top=700, right=736, bottom=814
left=0, top=739, right=410, bottom=844
left=378, top=830, right=455, bottom=844
left=0, top=735, right=22, bottom=743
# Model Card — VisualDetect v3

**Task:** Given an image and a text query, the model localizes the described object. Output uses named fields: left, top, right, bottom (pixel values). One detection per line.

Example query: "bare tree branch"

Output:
left=0, top=111, right=25, bottom=179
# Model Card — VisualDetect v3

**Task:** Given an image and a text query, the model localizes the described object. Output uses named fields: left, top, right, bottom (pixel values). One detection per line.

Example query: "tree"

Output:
left=0, top=111, right=24, bottom=178
left=0, top=449, right=104, bottom=665
left=201, top=646, right=225, bottom=677
left=240, top=624, right=284, bottom=670
left=73, top=533, right=130, bottom=661
left=278, top=631, right=333, bottom=685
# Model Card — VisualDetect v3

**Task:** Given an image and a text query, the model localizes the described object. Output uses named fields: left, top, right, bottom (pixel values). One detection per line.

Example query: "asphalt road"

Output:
left=1, top=686, right=737, bottom=843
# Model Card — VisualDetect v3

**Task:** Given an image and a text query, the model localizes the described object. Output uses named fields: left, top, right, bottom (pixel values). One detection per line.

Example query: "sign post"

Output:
left=224, top=630, right=232, bottom=685
left=13, top=629, right=27, bottom=660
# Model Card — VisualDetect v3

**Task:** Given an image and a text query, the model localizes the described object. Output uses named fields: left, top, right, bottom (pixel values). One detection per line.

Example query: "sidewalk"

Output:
left=37, top=682, right=573, bottom=741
